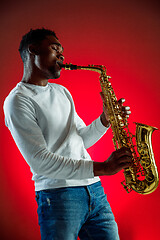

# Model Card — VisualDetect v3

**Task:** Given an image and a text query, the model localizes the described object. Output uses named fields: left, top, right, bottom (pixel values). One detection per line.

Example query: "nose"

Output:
left=58, top=53, right=65, bottom=62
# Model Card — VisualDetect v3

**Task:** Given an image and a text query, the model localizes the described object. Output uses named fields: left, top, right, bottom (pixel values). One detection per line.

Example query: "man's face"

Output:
left=34, top=35, right=64, bottom=79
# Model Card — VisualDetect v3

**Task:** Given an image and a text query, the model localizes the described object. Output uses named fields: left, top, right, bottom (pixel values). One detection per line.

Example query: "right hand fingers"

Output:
left=114, top=148, right=132, bottom=170
left=113, top=147, right=132, bottom=161
left=103, top=148, right=132, bottom=175
left=119, top=158, right=132, bottom=169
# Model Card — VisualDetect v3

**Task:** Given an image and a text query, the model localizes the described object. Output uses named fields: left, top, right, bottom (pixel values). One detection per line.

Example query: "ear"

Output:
left=28, top=44, right=39, bottom=55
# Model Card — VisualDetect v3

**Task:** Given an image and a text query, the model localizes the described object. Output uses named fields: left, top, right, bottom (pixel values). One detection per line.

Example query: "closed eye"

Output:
left=51, top=43, right=64, bottom=54
left=51, top=46, right=58, bottom=52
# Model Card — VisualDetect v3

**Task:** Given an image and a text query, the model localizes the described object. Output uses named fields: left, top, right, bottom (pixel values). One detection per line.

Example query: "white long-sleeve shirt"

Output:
left=3, top=82, right=109, bottom=191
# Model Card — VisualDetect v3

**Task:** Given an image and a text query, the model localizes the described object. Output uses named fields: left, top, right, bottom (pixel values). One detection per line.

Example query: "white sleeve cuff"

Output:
left=94, top=116, right=110, bottom=133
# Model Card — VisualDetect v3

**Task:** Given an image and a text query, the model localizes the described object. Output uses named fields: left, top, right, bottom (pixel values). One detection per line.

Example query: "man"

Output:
left=3, top=28, right=132, bottom=240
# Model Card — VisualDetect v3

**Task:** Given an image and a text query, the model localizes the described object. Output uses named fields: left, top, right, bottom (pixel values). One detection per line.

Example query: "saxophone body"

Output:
left=62, top=63, right=159, bottom=194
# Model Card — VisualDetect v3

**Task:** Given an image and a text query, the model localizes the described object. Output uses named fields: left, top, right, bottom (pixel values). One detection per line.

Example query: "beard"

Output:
left=48, top=65, right=61, bottom=79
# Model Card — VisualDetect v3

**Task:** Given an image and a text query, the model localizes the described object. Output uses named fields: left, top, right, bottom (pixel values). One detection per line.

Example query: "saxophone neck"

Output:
left=61, top=63, right=106, bottom=74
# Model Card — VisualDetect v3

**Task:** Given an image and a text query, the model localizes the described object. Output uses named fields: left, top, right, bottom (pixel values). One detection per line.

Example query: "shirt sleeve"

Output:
left=75, top=112, right=109, bottom=149
left=3, top=94, right=94, bottom=180
left=63, top=86, right=109, bottom=149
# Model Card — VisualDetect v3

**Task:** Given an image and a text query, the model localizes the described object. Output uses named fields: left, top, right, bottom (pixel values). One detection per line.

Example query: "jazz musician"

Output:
left=4, top=28, right=132, bottom=240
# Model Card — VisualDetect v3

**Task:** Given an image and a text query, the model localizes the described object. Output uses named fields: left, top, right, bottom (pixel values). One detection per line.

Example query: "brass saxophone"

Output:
left=62, top=63, right=159, bottom=194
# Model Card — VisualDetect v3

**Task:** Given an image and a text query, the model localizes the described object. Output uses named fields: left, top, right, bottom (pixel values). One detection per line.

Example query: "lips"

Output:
left=56, top=61, right=64, bottom=69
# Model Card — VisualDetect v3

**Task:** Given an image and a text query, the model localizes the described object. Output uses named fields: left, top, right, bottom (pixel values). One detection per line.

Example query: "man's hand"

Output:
left=93, top=147, right=132, bottom=176
left=118, top=98, right=131, bottom=119
left=100, top=92, right=131, bottom=127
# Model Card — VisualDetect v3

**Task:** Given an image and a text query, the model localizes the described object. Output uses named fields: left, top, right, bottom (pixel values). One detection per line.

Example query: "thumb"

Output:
left=100, top=92, right=105, bottom=101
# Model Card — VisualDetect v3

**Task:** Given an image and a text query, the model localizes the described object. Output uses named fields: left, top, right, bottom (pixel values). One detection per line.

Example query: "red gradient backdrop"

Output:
left=0, top=0, right=160, bottom=239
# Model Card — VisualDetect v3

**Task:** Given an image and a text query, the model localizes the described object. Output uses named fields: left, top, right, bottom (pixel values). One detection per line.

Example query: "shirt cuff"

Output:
left=82, top=160, right=94, bottom=178
left=94, top=116, right=110, bottom=133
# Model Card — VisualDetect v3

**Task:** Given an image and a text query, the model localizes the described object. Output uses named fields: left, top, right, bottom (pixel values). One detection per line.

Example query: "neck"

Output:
left=21, top=65, right=48, bottom=87
left=22, top=77, right=48, bottom=86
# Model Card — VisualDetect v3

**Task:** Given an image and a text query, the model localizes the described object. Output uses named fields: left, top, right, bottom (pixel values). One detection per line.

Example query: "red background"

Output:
left=0, top=0, right=160, bottom=239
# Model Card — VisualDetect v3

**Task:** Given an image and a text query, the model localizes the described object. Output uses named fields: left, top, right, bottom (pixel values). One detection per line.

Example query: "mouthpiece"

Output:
left=61, top=63, right=78, bottom=70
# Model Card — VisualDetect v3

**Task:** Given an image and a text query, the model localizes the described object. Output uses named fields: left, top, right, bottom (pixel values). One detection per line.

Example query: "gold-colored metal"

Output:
left=62, top=63, right=159, bottom=194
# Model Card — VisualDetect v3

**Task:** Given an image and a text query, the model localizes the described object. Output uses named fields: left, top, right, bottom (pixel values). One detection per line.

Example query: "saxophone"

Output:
left=62, top=63, right=159, bottom=194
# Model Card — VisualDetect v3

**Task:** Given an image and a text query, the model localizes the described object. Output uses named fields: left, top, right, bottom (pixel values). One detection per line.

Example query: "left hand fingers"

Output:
left=118, top=98, right=131, bottom=118
left=121, top=106, right=131, bottom=118
left=118, top=98, right=125, bottom=105
left=101, top=94, right=131, bottom=118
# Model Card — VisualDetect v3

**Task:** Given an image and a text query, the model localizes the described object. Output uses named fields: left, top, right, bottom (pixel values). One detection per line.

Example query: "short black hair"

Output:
left=19, top=28, right=58, bottom=63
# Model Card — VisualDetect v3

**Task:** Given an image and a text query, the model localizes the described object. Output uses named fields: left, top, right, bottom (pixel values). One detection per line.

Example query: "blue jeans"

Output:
left=35, top=181, right=119, bottom=240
